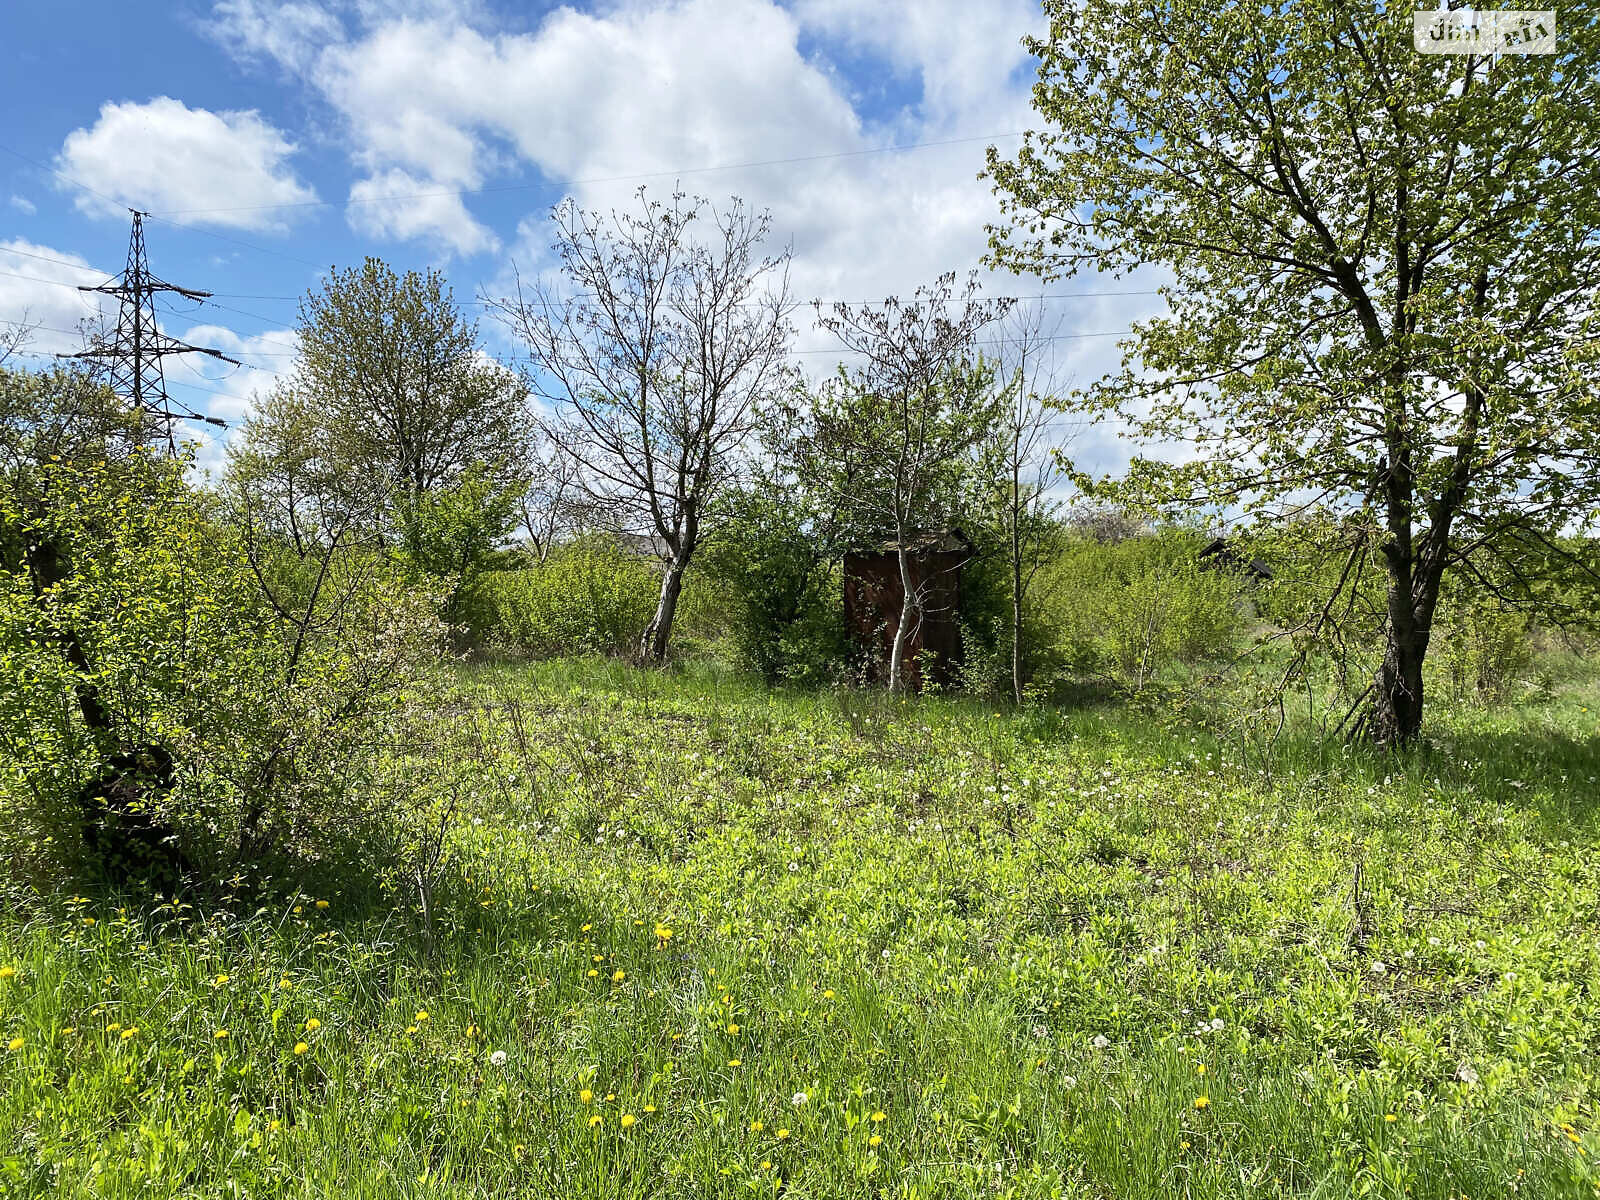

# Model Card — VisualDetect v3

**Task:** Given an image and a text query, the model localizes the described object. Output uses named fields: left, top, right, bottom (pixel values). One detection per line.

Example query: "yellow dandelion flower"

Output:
left=0, top=966, right=15, bottom=980
left=823, top=989, right=835, bottom=999
left=294, top=1042, right=309, bottom=1055
left=612, top=969, right=626, bottom=983
left=871, top=1111, right=886, bottom=1123
left=214, top=1030, right=229, bottom=1040
left=1196, top=1064, right=1206, bottom=1076
left=214, top=974, right=229, bottom=987
left=466, top=1024, right=479, bottom=1039
left=728, top=1058, right=741, bottom=1067
left=605, top=1092, right=615, bottom=1102
left=588, top=1115, right=603, bottom=1128
left=728, top=1023, right=740, bottom=1034
left=405, top=1025, right=418, bottom=1035
left=760, top=1160, right=772, bottom=1170
left=580, top=1089, right=594, bottom=1104
left=121, top=1027, right=138, bottom=1040
left=82, top=917, right=96, bottom=926
left=7, top=1037, right=23, bottom=1051
left=415, top=1011, right=429, bottom=1022
left=1194, top=1096, right=1209, bottom=1110
left=304, top=1018, right=320, bottom=1032
left=654, top=924, right=673, bottom=943
left=869, top=1134, right=882, bottom=1147
left=776, top=1128, right=790, bottom=1139
left=60, top=1026, right=75, bottom=1035
left=749, top=1120, right=764, bottom=1132
left=1385, top=1113, right=1398, bottom=1123
left=278, top=978, right=293, bottom=990
left=316, top=900, right=329, bottom=910
left=581, top=923, right=592, bottom=932
left=587, top=969, right=599, bottom=978
left=620, top=1113, right=636, bottom=1129
left=269, top=1120, right=281, bottom=1132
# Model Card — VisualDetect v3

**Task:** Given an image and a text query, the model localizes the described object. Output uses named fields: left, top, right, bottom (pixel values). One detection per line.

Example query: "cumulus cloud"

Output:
left=347, top=169, right=499, bottom=257
left=56, top=97, right=319, bottom=232
left=201, top=0, right=1168, bottom=471
left=0, top=240, right=117, bottom=357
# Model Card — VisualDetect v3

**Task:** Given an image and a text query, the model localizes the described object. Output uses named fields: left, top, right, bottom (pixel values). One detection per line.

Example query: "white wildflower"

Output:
left=489, top=1050, right=508, bottom=1067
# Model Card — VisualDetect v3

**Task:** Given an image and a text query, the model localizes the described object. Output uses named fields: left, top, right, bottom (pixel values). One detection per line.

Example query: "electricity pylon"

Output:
left=61, top=210, right=240, bottom=454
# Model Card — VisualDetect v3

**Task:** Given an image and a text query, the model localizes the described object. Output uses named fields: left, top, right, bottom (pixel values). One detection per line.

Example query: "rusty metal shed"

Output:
left=842, top=530, right=972, bottom=690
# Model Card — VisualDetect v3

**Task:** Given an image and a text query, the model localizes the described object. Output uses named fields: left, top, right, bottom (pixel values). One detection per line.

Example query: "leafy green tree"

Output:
left=0, top=366, right=440, bottom=887
left=297, top=257, right=531, bottom=508
left=396, top=464, right=524, bottom=634
left=987, top=0, right=1600, bottom=745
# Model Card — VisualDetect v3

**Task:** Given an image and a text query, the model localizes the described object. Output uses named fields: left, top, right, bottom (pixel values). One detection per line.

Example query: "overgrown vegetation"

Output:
left=2, top=659, right=1597, bottom=1197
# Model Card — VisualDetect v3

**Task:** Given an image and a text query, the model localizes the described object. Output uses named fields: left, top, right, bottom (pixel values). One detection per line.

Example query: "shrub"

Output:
left=468, top=537, right=659, bottom=659
left=0, top=449, right=441, bottom=887
left=1032, top=531, right=1248, bottom=692
left=694, top=484, right=848, bottom=686
left=1431, top=599, right=1536, bottom=703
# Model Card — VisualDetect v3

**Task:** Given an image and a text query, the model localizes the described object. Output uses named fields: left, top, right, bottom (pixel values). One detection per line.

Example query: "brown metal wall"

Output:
left=842, top=551, right=965, bottom=689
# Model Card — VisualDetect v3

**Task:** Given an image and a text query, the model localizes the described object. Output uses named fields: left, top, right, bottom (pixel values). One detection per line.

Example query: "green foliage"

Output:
left=1431, top=598, right=1536, bottom=705
left=295, top=257, right=530, bottom=503
left=987, top=0, right=1600, bottom=744
left=397, top=465, right=525, bottom=636
left=1033, top=532, right=1248, bottom=691
left=696, top=481, right=847, bottom=686
left=0, top=440, right=441, bottom=884
left=468, top=538, right=659, bottom=659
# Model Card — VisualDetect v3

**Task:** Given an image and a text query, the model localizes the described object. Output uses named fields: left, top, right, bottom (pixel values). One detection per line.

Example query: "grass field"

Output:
left=2, top=658, right=1598, bottom=1198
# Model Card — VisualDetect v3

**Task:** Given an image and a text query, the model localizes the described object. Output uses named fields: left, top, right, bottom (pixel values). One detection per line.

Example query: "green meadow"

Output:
left=3, top=658, right=1596, bottom=1198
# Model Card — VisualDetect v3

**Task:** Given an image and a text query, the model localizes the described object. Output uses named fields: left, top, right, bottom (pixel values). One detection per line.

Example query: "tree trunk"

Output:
left=1371, top=622, right=1426, bottom=748
left=888, top=543, right=917, bottom=692
left=641, top=556, right=687, bottom=664
left=1010, top=514, right=1024, bottom=706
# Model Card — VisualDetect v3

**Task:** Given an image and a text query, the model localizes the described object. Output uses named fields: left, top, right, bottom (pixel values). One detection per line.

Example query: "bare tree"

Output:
left=518, top=439, right=585, bottom=562
left=492, top=188, right=795, bottom=663
left=971, top=302, right=1073, bottom=703
left=791, top=273, right=1011, bottom=691
left=0, top=317, right=36, bottom=369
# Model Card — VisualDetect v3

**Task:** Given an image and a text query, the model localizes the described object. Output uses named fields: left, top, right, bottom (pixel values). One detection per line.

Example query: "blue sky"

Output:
left=0, top=0, right=1159, bottom=471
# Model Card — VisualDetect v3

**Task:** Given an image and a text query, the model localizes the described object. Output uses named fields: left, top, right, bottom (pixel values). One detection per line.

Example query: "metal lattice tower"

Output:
left=61, top=210, right=239, bottom=454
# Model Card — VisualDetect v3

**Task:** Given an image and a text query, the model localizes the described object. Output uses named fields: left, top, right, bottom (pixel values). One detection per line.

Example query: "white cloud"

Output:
left=0, top=240, right=117, bottom=357
left=199, top=0, right=1162, bottom=471
left=9, top=195, right=37, bottom=216
left=348, top=169, right=499, bottom=256
left=210, top=0, right=347, bottom=73
left=791, top=0, right=1043, bottom=125
left=56, top=97, right=319, bottom=232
